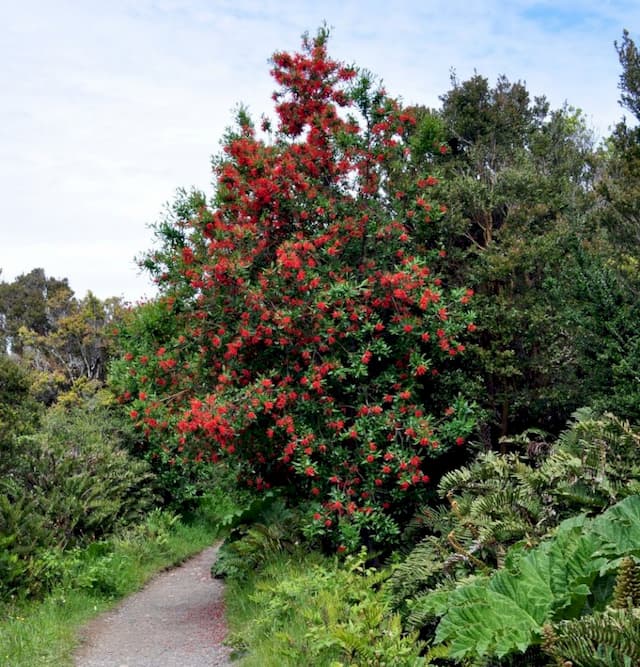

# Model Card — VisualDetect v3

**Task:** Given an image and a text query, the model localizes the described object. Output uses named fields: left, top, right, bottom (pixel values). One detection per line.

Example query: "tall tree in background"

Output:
left=582, top=28, right=640, bottom=422
left=428, top=73, right=597, bottom=439
left=599, top=29, right=640, bottom=247
left=0, top=269, right=125, bottom=403
left=0, top=268, right=73, bottom=356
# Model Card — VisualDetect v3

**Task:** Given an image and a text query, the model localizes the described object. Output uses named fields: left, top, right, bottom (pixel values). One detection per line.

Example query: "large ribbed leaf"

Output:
left=433, top=584, right=539, bottom=659
left=591, top=495, right=640, bottom=556
left=546, top=515, right=608, bottom=619
left=428, top=496, right=640, bottom=661
left=489, top=544, right=553, bottom=625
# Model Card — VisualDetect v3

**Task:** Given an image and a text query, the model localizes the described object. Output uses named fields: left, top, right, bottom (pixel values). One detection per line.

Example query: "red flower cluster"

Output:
left=112, top=28, right=476, bottom=551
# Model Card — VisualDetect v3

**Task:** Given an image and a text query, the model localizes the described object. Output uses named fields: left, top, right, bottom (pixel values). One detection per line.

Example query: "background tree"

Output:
left=0, top=269, right=125, bottom=403
left=584, top=28, right=640, bottom=422
left=0, top=355, right=41, bottom=475
left=0, top=268, right=73, bottom=356
left=422, top=73, right=598, bottom=440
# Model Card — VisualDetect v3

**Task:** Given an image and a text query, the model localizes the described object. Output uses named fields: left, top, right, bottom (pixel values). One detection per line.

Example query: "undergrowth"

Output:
left=224, top=548, right=427, bottom=666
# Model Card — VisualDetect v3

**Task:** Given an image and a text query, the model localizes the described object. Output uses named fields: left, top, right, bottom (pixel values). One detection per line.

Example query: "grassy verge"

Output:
left=0, top=507, right=223, bottom=667
left=224, top=549, right=336, bottom=667
left=224, top=548, right=424, bottom=667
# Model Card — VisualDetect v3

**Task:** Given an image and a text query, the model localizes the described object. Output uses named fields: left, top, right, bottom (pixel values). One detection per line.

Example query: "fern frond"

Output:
left=543, top=610, right=640, bottom=666
left=389, top=536, right=448, bottom=602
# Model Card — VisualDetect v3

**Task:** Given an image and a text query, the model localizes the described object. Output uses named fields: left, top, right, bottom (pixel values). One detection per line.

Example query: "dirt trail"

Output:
left=74, top=545, right=233, bottom=667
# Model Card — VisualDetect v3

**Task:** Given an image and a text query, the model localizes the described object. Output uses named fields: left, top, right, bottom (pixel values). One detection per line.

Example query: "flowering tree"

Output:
left=111, top=28, right=476, bottom=550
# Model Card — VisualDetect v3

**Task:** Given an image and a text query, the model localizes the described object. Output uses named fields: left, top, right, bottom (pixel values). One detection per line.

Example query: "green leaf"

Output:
left=434, top=584, right=539, bottom=658
left=489, top=544, right=553, bottom=625
left=592, top=495, right=640, bottom=556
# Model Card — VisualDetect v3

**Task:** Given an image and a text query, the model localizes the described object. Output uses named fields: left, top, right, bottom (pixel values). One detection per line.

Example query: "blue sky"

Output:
left=1, top=1, right=638, bottom=302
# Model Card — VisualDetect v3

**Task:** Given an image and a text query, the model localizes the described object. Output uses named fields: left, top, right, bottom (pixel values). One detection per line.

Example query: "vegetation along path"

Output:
left=73, top=545, right=232, bottom=667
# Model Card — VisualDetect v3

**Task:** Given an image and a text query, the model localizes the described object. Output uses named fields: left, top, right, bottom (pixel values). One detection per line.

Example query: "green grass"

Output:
left=0, top=511, right=222, bottom=667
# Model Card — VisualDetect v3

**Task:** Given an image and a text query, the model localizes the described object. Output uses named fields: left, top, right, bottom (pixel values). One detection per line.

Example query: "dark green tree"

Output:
left=426, top=73, right=598, bottom=440
left=0, top=268, right=73, bottom=355
left=0, top=355, right=40, bottom=473
left=582, top=29, right=640, bottom=422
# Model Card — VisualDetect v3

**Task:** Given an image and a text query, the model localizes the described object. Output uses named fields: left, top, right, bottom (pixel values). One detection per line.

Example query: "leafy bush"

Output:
left=0, top=403, right=156, bottom=600
left=540, top=407, right=640, bottom=512
left=0, top=355, right=41, bottom=470
left=109, top=299, right=221, bottom=510
left=212, top=494, right=303, bottom=580
left=16, top=405, right=156, bottom=545
left=390, top=409, right=640, bottom=617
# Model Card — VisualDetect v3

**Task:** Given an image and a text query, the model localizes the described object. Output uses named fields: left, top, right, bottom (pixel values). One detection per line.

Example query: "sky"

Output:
left=2, top=1, right=639, bottom=303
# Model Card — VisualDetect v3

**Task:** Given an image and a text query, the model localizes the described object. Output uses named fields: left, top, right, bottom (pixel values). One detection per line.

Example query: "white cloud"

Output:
left=1, top=0, right=639, bottom=301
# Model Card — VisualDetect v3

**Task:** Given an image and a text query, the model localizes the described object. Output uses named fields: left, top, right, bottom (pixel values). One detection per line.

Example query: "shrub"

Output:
left=111, top=27, right=477, bottom=551
left=414, top=495, right=640, bottom=663
left=226, top=550, right=425, bottom=666
left=0, top=403, right=155, bottom=600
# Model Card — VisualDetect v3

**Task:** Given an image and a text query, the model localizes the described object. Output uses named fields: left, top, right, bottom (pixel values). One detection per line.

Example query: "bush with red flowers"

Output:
left=111, top=28, right=476, bottom=550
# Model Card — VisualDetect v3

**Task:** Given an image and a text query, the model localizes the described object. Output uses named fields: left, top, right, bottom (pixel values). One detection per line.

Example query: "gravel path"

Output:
left=74, top=545, right=233, bottom=667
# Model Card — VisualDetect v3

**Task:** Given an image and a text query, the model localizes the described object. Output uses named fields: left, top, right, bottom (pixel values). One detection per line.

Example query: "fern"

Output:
left=390, top=413, right=640, bottom=661
left=542, top=610, right=640, bottom=666
left=543, top=410, right=640, bottom=513
left=212, top=496, right=302, bottom=579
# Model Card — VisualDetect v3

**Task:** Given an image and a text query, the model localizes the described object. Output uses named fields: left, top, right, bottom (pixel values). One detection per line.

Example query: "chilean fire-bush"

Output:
left=111, top=28, right=476, bottom=551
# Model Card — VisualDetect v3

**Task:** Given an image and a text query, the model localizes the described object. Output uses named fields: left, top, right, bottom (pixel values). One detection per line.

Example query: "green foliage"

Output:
left=0, top=485, right=51, bottom=599
left=557, top=236, right=640, bottom=424
left=19, top=405, right=156, bottom=544
left=108, top=297, right=220, bottom=510
left=611, top=557, right=640, bottom=609
left=418, top=496, right=640, bottom=663
left=542, top=610, right=640, bottom=667
left=0, top=269, right=72, bottom=356
left=0, top=502, right=221, bottom=667
left=615, top=29, right=640, bottom=124
left=0, top=354, right=41, bottom=465
left=0, top=403, right=155, bottom=600
left=212, top=495, right=303, bottom=580
left=0, top=271, right=123, bottom=408
left=391, top=450, right=551, bottom=611
left=433, top=71, right=598, bottom=439
left=226, top=550, right=426, bottom=666
left=540, top=409, right=640, bottom=512
left=390, top=409, right=640, bottom=648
